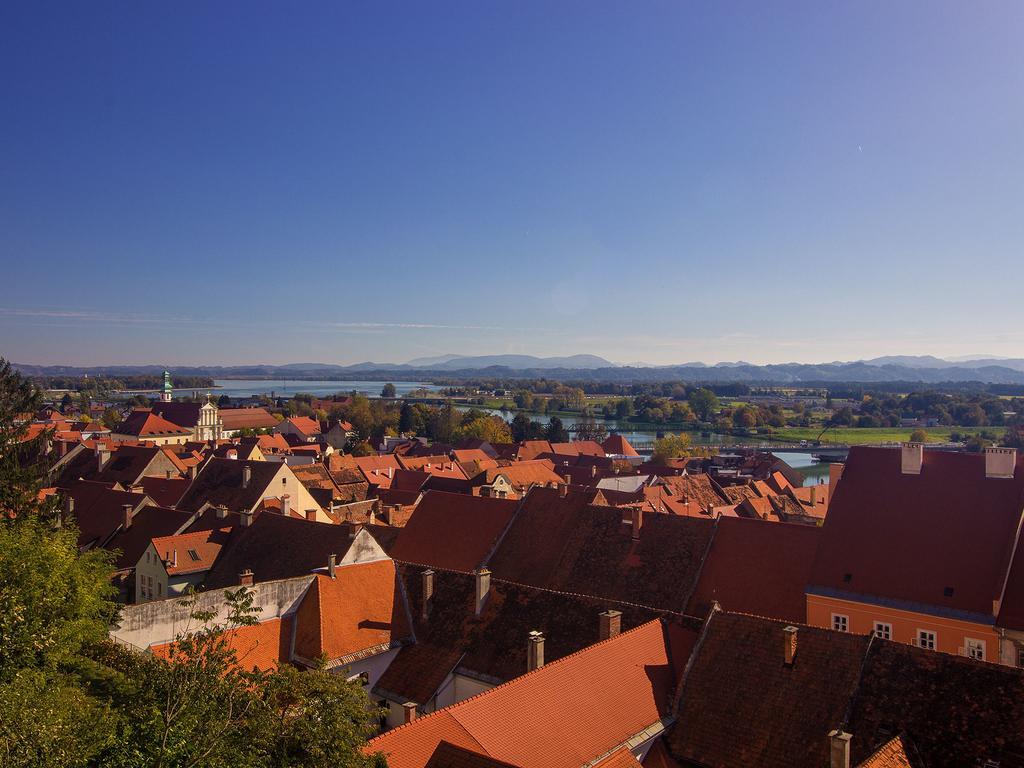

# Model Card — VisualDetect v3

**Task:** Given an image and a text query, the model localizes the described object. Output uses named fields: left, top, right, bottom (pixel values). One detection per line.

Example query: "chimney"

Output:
left=305, top=509, right=316, bottom=521
left=421, top=569, right=435, bottom=620
left=630, top=506, right=642, bottom=540
left=402, top=702, right=417, bottom=724
left=242, top=465, right=252, bottom=488
left=63, top=495, right=74, bottom=519
left=527, top=631, right=545, bottom=671
left=97, top=445, right=110, bottom=472
left=122, top=503, right=133, bottom=530
left=829, top=462, right=843, bottom=493
left=215, top=505, right=228, bottom=519
left=58, top=439, right=68, bottom=458
left=165, top=469, right=173, bottom=480
left=591, top=464, right=597, bottom=478
left=809, top=486, right=817, bottom=506
left=239, top=569, right=254, bottom=586
left=985, top=447, right=1017, bottom=479
left=559, top=483, right=568, bottom=498
left=328, top=553, right=336, bottom=579
left=240, top=510, right=253, bottom=527
left=170, top=549, right=177, bottom=568
left=189, top=464, right=198, bottom=480
left=828, top=730, right=851, bottom=768
left=783, top=625, right=798, bottom=665
left=474, top=568, right=491, bottom=616
left=900, top=443, right=923, bottom=475
left=280, top=494, right=290, bottom=517
left=599, top=609, right=622, bottom=641
left=387, top=466, right=393, bottom=479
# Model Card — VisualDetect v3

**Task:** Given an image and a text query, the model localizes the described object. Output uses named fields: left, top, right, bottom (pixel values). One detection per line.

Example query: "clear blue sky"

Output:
left=2, top=2, right=1023, bottom=366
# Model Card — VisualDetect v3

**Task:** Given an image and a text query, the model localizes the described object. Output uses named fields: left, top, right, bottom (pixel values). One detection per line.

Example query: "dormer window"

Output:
left=943, top=586, right=954, bottom=598
left=187, top=549, right=201, bottom=562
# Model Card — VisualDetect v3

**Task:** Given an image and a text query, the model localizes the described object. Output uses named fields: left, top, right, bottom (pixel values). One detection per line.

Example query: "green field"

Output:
left=768, top=426, right=996, bottom=445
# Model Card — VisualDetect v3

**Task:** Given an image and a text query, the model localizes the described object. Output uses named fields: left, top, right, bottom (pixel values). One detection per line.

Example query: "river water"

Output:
left=211, top=379, right=443, bottom=399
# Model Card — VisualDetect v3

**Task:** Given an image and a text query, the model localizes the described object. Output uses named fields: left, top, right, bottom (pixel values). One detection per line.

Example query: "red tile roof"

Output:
left=809, top=447, right=1024, bottom=620
left=390, top=491, right=519, bottom=572
left=219, top=407, right=279, bottom=430
left=152, top=616, right=292, bottom=672
left=687, top=517, right=821, bottom=623
left=281, top=416, right=321, bottom=436
left=151, top=526, right=232, bottom=575
left=293, top=562, right=411, bottom=663
left=856, top=736, right=913, bottom=768
left=116, top=409, right=193, bottom=438
left=597, top=748, right=643, bottom=767
left=139, top=475, right=189, bottom=507
left=547, top=440, right=606, bottom=457
left=368, top=619, right=696, bottom=768
left=601, top=434, right=640, bottom=457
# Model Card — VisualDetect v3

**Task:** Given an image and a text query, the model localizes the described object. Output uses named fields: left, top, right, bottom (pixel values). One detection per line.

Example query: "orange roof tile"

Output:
left=368, top=619, right=695, bottom=768
left=294, top=561, right=411, bottom=663
left=152, top=616, right=292, bottom=672
left=856, top=736, right=913, bottom=768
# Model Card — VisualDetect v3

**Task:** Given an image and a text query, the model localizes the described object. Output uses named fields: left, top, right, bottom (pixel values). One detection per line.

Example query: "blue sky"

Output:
left=2, top=2, right=1023, bottom=366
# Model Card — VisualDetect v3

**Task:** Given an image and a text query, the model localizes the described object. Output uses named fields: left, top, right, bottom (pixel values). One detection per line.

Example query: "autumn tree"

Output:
left=687, top=388, right=719, bottom=422
left=651, top=433, right=693, bottom=464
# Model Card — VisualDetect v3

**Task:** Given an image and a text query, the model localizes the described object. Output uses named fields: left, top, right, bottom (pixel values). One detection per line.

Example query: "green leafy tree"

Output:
left=574, top=418, right=608, bottom=442
left=651, top=433, right=693, bottom=465
left=688, top=388, right=719, bottom=422
left=544, top=417, right=569, bottom=443
left=380, top=383, right=396, bottom=398
left=908, top=428, right=928, bottom=443
left=0, top=359, right=55, bottom=517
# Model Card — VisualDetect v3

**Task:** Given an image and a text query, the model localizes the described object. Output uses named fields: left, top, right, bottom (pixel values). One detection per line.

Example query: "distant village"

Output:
left=16, top=369, right=1024, bottom=767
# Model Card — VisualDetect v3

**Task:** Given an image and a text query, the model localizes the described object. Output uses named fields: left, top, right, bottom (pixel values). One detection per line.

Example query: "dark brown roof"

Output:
left=203, top=511, right=369, bottom=588
left=66, top=481, right=152, bottom=548
left=94, top=445, right=184, bottom=487
left=175, top=458, right=282, bottom=513
left=687, top=517, right=821, bottom=623
left=390, top=491, right=519, bottom=572
left=848, top=637, right=1024, bottom=767
left=667, top=611, right=871, bottom=768
left=151, top=401, right=202, bottom=429
left=487, top=486, right=714, bottom=613
left=424, top=742, right=522, bottom=768
left=809, top=447, right=1024, bottom=621
left=219, top=407, right=279, bottom=430
left=102, top=503, right=194, bottom=569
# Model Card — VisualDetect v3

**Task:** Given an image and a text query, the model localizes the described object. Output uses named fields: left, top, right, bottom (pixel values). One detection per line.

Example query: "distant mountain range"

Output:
left=15, top=354, right=1024, bottom=385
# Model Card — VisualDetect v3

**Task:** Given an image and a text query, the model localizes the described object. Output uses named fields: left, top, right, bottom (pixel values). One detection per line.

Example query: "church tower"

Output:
left=161, top=370, right=173, bottom=402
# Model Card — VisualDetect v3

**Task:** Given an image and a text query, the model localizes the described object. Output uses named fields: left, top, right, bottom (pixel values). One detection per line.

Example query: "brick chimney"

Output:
left=421, top=569, right=434, bottom=620
left=122, top=503, right=133, bottom=530
left=828, top=730, right=851, bottom=768
left=240, top=510, right=253, bottom=527
left=239, top=569, right=254, bottom=586
left=631, top=506, right=642, bottom=540
left=474, top=568, right=491, bottom=616
left=985, top=447, right=1017, bottom=479
left=328, top=553, right=336, bottom=579
left=280, top=494, right=290, bottom=517
left=900, top=443, right=923, bottom=475
left=829, top=462, right=844, bottom=493
left=242, top=465, right=252, bottom=488
left=783, top=625, right=798, bottom=666
left=599, top=609, right=622, bottom=641
left=527, top=630, right=545, bottom=671
left=402, top=702, right=417, bottom=724
left=305, top=508, right=316, bottom=521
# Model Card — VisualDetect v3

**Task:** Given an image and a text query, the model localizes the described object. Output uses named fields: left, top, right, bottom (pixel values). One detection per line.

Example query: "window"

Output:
left=873, top=622, right=892, bottom=640
left=157, top=582, right=163, bottom=596
left=187, top=549, right=201, bottom=562
left=1017, top=646, right=1024, bottom=669
left=964, top=638, right=985, bottom=661
left=832, top=614, right=849, bottom=632
left=916, top=630, right=937, bottom=650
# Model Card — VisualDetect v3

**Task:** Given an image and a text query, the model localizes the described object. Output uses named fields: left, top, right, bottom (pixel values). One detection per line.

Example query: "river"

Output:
left=210, top=379, right=443, bottom=399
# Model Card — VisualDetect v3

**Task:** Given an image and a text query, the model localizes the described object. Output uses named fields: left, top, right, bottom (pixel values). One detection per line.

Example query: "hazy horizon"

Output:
left=3, top=2, right=1023, bottom=367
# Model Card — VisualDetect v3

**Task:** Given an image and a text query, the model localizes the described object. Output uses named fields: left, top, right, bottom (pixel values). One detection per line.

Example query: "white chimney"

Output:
left=985, top=447, right=1016, bottom=479
left=901, top=443, right=923, bottom=475
left=328, top=553, right=336, bottom=579
left=527, top=630, right=545, bottom=671
left=474, top=568, right=491, bottom=616
left=421, top=569, right=434, bottom=620
left=829, top=730, right=851, bottom=768
left=280, top=494, right=290, bottom=517
left=240, top=510, right=253, bottom=527
left=242, top=465, right=252, bottom=488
